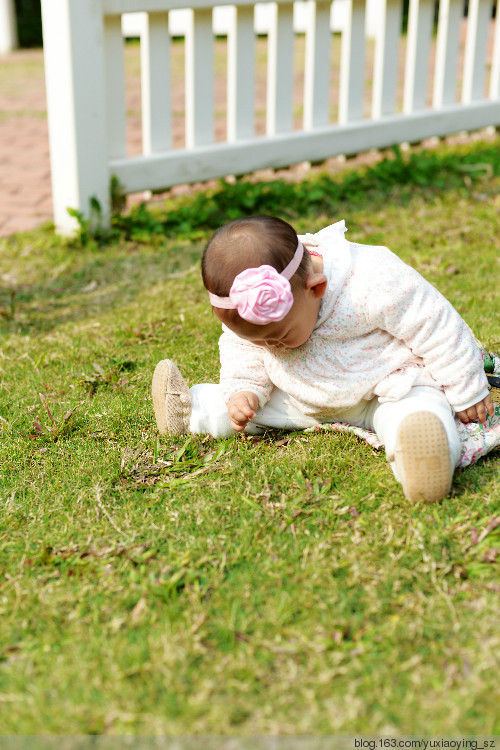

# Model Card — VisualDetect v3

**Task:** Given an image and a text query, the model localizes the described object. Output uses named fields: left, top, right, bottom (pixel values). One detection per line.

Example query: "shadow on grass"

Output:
left=2, top=138, right=500, bottom=338
left=452, top=451, right=500, bottom=498
left=0, top=241, right=204, bottom=337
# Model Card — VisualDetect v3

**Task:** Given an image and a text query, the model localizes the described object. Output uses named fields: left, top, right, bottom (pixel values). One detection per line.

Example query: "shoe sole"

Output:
left=152, top=359, right=191, bottom=435
left=395, top=411, right=453, bottom=503
left=152, top=360, right=172, bottom=434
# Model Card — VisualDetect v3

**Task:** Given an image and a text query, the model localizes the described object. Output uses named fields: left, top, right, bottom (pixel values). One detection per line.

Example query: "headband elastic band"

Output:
left=208, top=240, right=304, bottom=309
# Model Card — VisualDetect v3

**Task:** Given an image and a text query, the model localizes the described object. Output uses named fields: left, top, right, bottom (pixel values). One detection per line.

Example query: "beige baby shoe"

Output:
left=394, top=411, right=453, bottom=502
left=152, top=359, right=191, bottom=435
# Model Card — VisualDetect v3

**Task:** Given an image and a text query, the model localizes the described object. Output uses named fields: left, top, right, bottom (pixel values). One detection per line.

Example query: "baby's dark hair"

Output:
left=201, top=215, right=310, bottom=298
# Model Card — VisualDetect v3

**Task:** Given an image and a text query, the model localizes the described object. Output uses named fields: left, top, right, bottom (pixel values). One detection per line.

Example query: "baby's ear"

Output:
left=306, top=273, right=328, bottom=299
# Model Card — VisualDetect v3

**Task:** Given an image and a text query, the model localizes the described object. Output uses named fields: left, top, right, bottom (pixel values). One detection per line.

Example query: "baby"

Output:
left=152, top=215, right=494, bottom=502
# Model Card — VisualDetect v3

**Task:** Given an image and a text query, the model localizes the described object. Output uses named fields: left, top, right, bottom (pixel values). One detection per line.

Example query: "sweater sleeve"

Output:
left=363, top=247, right=489, bottom=412
left=218, top=328, right=273, bottom=407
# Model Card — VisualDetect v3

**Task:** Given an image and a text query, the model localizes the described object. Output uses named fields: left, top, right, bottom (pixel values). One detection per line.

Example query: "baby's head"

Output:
left=202, top=216, right=327, bottom=348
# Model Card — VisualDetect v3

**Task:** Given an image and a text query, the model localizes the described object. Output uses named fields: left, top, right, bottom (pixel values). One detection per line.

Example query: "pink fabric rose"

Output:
left=229, top=265, right=294, bottom=324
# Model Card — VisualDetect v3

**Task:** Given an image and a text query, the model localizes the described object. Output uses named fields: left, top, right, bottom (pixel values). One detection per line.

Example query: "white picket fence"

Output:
left=41, top=0, right=500, bottom=234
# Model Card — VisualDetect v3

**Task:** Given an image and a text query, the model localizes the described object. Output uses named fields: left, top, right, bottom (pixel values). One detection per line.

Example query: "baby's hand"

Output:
left=228, top=391, right=259, bottom=432
left=456, top=395, right=495, bottom=425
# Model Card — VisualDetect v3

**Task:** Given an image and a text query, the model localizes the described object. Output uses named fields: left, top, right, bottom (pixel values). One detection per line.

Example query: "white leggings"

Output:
left=189, top=384, right=462, bottom=482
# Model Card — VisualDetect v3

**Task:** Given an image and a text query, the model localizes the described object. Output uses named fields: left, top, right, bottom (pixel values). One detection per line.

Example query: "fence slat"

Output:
left=141, top=11, right=171, bottom=154
left=227, top=5, right=255, bottom=141
left=266, top=2, right=294, bottom=135
left=372, top=0, right=403, bottom=118
left=104, top=15, right=127, bottom=160
left=339, top=0, right=366, bottom=124
left=462, top=0, right=492, bottom=103
left=403, top=0, right=434, bottom=113
left=186, top=7, right=214, bottom=147
left=303, top=1, right=332, bottom=130
left=433, top=0, right=463, bottom=107
left=489, top=2, right=500, bottom=98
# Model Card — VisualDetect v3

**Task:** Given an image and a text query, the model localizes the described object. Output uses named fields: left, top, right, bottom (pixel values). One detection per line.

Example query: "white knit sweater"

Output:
left=218, top=221, right=489, bottom=417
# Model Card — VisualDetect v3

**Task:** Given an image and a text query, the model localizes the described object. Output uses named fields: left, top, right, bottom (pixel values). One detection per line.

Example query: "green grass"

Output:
left=1, top=138, right=500, bottom=734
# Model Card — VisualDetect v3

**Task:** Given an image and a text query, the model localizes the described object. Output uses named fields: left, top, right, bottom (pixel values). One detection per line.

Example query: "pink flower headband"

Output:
left=208, top=241, right=304, bottom=325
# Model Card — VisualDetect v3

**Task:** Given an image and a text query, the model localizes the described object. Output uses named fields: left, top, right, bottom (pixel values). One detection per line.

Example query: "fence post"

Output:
left=41, top=0, right=110, bottom=235
left=0, top=0, right=18, bottom=54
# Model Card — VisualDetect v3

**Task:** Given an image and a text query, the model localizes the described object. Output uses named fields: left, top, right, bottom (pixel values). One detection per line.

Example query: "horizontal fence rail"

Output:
left=41, top=0, right=500, bottom=234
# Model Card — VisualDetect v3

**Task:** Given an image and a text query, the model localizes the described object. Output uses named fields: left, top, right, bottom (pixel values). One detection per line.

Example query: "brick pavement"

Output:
left=0, top=50, right=53, bottom=236
left=0, top=47, right=157, bottom=237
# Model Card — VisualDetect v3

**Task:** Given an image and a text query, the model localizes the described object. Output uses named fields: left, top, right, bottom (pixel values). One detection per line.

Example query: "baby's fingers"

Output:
left=231, top=419, right=247, bottom=432
left=475, top=401, right=487, bottom=424
left=229, top=407, right=249, bottom=423
left=457, top=406, right=476, bottom=423
left=484, top=394, right=495, bottom=418
left=229, top=405, right=255, bottom=431
left=475, top=396, right=495, bottom=424
left=457, top=396, right=495, bottom=425
left=228, top=392, right=258, bottom=432
left=229, top=412, right=249, bottom=432
left=463, top=406, right=477, bottom=423
left=241, top=403, right=256, bottom=418
left=230, top=404, right=255, bottom=421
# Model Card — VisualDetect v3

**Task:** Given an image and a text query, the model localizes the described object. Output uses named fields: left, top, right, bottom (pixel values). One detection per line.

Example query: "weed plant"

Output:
left=0, top=139, right=499, bottom=734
